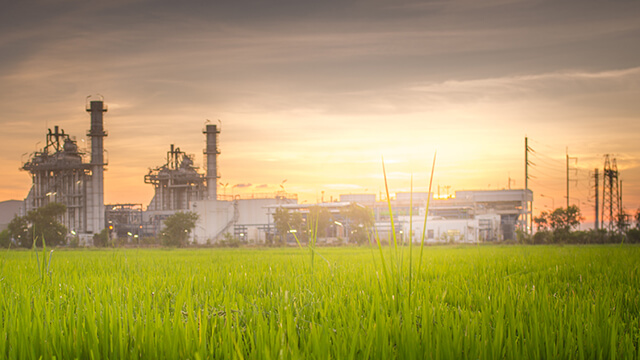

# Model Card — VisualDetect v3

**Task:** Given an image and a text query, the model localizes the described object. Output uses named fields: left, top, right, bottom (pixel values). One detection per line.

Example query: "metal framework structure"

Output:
left=22, top=98, right=108, bottom=240
left=105, top=203, right=143, bottom=239
left=601, top=154, right=620, bottom=231
left=145, top=145, right=207, bottom=211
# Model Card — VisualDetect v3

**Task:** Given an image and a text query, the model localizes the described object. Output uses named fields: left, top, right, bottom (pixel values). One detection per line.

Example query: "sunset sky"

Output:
left=1, top=0, right=639, bottom=222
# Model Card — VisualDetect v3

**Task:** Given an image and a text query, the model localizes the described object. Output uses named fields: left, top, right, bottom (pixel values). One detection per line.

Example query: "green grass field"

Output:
left=1, top=245, right=639, bottom=359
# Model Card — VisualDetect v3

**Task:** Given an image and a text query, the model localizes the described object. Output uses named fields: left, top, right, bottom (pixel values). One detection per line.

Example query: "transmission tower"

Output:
left=601, top=154, right=619, bottom=231
left=593, top=168, right=599, bottom=230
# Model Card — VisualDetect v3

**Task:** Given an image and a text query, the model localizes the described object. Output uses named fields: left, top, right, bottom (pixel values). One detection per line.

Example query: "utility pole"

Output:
left=594, top=168, right=599, bottom=231
left=566, top=149, right=569, bottom=209
left=525, top=137, right=531, bottom=234
left=566, top=149, right=578, bottom=209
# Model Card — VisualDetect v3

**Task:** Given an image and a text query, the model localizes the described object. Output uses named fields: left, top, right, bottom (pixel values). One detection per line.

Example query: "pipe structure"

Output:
left=87, top=100, right=107, bottom=234
left=204, top=124, right=220, bottom=200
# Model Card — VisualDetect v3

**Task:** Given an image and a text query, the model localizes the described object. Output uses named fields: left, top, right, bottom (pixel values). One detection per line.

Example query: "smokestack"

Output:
left=204, top=124, right=220, bottom=200
left=87, top=100, right=107, bottom=233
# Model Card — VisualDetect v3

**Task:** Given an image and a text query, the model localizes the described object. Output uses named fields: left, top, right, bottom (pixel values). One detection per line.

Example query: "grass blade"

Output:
left=419, top=151, right=437, bottom=271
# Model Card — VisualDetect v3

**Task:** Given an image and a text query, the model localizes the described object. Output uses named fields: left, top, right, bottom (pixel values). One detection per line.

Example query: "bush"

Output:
left=627, top=229, right=640, bottom=244
left=0, top=229, right=11, bottom=248
left=161, top=212, right=199, bottom=247
left=516, top=229, right=532, bottom=244
left=140, top=236, right=160, bottom=246
left=68, top=235, right=80, bottom=248
left=93, top=229, right=110, bottom=247
left=217, top=233, right=243, bottom=248
left=533, top=231, right=552, bottom=244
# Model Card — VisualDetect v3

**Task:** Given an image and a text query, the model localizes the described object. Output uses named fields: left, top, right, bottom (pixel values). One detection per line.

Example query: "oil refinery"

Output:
left=17, top=97, right=533, bottom=245
left=20, top=98, right=298, bottom=245
left=22, top=97, right=108, bottom=244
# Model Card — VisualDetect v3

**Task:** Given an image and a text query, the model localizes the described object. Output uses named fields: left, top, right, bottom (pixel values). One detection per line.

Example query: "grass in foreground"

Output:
left=1, top=245, right=640, bottom=359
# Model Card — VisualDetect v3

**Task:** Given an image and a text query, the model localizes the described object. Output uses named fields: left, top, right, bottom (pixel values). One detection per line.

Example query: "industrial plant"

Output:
left=20, top=98, right=298, bottom=245
left=17, top=96, right=548, bottom=245
left=22, top=97, right=108, bottom=244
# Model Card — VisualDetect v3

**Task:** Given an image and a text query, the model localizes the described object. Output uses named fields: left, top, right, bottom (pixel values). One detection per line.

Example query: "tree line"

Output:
left=0, top=203, right=199, bottom=248
left=523, top=205, right=640, bottom=244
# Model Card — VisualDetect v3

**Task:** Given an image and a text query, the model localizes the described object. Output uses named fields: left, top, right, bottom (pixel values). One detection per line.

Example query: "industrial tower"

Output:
left=204, top=123, right=221, bottom=200
left=601, top=154, right=620, bottom=231
left=144, top=123, right=221, bottom=212
left=22, top=97, right=108, bottom=242
left=144, top=145, right=207, bottom=211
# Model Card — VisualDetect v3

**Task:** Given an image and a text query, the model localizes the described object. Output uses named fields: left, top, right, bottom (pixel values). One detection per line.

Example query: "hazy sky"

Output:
left=1, top=0, right=639, bottom=221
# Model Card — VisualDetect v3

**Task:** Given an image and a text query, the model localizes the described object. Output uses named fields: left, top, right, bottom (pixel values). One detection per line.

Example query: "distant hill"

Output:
left=0, top=200, right=23, bottom=231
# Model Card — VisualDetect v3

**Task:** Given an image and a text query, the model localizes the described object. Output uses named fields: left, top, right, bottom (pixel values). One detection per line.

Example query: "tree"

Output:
left=290, top=212, right=304, bottom=241
left=93, top=228, right=110, bottom=247
left=7, top=214, right=29, bottom=247
left=635, top=208, right=640, bottom=229
left=533, top=205, right=583, bottom=243
left=548, top=205, right=582, bottom=232
left=273, top=207, right=291, bottom=245
left=533, top=212, right=549, bottom=231
left=161, top=211, right=199, bottom=247
left=272, top=207, right=304, bottom=245
left=0, top=229, right=11, bottom=248
left=341, top=203, right=374, bottom=245
left=8, top=203, right=67, bottom=247
left=27, top=202, right=68, bottom=247
left=308, top=206, right=332, bottom=238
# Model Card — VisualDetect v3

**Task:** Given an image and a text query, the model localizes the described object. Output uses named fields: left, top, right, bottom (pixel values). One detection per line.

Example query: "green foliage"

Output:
left=217, top=233, right=243, bottom=247
left=140, top=236, right=160, bottom=246
left=161, top=211, right=199, bottom=247
left=340, top=203, right=374, bottom=245
left=272, top=207, right=303, bottom=245
left=530, top=228, right=640, bottom=245
left=7, top=215, right=29, bottom=247
left=68, top=235, right=80, bottom=248
left=533, top=213, right=548, bottom=231
left=627, top=228, right=640, bottom=243
left=532, top=206, right=587, bottom=244
left=1, top=246, right=640, bottom=358
left=534, top=205, right=583, bottom=233
left=307, top=206, right=332, bottom=238
left=532, top=230, right=551, bottom=244
left=0, top=229, right=11, bottom=248
left=550, top=205, right=583, bottom=231
left=516, top=229, right=532, bottom=244
left=93, top=228, right=110, bottom=247
left=8, top=203, right=67, bottom=247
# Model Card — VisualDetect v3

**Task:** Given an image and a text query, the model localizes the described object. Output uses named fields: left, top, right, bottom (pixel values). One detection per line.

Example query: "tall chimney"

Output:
left=204, top=124, right=220, bottom=200
left=87, top=100, right=107, bottom=233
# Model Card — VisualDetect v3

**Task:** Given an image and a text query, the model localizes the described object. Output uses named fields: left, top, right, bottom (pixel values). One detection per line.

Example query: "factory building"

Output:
left=189, top=195, right=297, bottom=245
left=139, top=123, right=298, bottom=243
left=22, top=97, right=108, bottom=245
left=18, top=96, right=530, bottom=246
left=340, top=189, right=532, bottom=243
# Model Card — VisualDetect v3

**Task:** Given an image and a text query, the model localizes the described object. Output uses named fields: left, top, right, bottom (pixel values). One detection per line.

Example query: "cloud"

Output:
left=1, top=0, right=640, bottom=211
